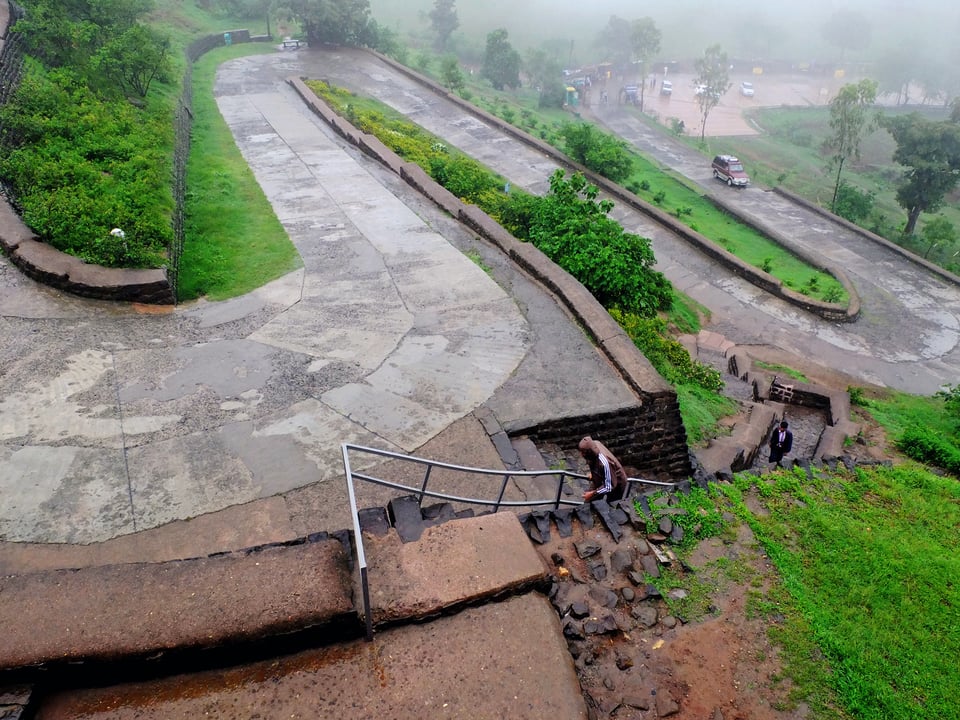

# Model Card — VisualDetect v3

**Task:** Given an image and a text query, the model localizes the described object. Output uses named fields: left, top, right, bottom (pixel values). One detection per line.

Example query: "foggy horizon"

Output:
left=371, top=0, right=960, bottom=70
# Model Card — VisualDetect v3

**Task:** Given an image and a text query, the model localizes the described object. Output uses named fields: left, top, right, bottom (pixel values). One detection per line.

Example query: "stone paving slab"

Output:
left=364, top=511, right=548, bottom=625
left=0, top=537, right=352, bottom=671
left=34, top=592, right=587, bottom=720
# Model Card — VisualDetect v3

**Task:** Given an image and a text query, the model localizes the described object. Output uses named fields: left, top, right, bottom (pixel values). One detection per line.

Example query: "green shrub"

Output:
left=0, top=65, right=171, bottom=267
left=610, top=309, right=723, bottom=392
left=898, top=425, right=960, bottom=476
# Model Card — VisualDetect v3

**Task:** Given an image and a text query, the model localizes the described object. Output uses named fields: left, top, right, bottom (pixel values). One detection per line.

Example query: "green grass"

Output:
left=723, top=464, right=960, bottom=720
left=753, top=360, right=808, bottom=382
left=178, top=43, right=301, bottom=301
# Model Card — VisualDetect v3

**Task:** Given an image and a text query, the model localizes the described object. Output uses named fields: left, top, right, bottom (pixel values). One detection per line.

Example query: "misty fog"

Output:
left=371, top=0, right=960, bottom=70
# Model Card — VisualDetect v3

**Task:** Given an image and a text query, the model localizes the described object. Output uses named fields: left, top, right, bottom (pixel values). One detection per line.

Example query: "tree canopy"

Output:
left=560, top=122, right=632, bottom=183
left=428, top=0, right=458, bottom=52
left=276, top=0, right=371, bottom=46
left=884, top=112, right=960, bottom=235
left=481, top=28, right=520, bottom=91
left=526, top=170, right=671, bottom=317
left=821, top=10, right=872, bottom=61
left=630, top=18, right=660, bottom=112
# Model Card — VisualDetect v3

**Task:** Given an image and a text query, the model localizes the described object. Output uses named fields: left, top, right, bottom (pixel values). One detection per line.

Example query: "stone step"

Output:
left=0, top=534, right=355, bottom=673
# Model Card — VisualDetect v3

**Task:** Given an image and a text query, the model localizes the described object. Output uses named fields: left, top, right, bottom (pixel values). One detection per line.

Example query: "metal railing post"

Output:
left=339, top=442, right=685, bottom=646
left=342, top=444, right=373, bottom=642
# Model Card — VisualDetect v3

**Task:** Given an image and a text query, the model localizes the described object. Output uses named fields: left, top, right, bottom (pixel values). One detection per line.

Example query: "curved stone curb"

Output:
left=365, top=50, right=858, bottom=322
left=773, top=185, right=960, bottom=288
left=0, top=199, right=175, bottom=304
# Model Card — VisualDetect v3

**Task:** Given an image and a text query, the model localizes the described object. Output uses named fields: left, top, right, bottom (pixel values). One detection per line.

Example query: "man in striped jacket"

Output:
left=578, top=436, right=628, bottom=503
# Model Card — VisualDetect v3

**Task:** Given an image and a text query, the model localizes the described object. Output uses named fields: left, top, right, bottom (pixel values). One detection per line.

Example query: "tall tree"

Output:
left=524, top=48, right=565, bottom=109
left=92, top=24, right=171, bottom=99
left=481, top=28, right=520, bottom=91
left=822, top=9, right=872, bottom=62
left=276, top=0, right=371, bottom=46
left=630, top=17, right=660, bottom=112
left=14, top=0, right=154, bottom=69
left=884, top=112, right=960, bottom=235
left=825, top=79, right=878, bottom=212
left=428, top=0, right=458, bottom=52
left=693, top=44, right=732, bottom=141
left=595, top=15, right=632, bottom=70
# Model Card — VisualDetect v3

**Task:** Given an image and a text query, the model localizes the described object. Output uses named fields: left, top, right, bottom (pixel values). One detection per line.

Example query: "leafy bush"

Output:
left=936, top=384, right=960, bottom=421
left=610, top=308, right=723, bottom=391
left=0, top=66, right=172, bottom=267
left=898, top=425, right=960, bottom=476
left=559, top=122, right=633, bottom=182
left=526, top=171, right=671, bottom=316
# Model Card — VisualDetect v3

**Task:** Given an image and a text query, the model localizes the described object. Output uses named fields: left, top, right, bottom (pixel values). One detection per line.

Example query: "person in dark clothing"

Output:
left=768, top=420, right=793, bottom=466
left=578, top=436, right=628, bottom=502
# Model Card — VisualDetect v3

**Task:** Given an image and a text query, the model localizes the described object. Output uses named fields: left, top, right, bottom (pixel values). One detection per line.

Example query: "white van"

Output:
left=660, top=80, right=673, bottom=96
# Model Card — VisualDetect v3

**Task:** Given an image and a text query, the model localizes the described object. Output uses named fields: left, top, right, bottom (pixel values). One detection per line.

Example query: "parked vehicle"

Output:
left=711, top=155, right=750, bottom=187
left=740, top=81, right=755, bottom=97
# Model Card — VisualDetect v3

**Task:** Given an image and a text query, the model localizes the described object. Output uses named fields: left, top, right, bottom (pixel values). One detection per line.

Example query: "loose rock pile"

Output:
left=521, top=494, right=703, bottom=719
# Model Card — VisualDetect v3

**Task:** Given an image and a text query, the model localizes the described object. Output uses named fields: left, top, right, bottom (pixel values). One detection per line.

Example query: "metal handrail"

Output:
left=341, top=442, right=678, bottom=641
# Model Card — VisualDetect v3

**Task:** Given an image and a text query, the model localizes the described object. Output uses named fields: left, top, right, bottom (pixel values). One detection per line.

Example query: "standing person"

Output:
left=768, top=421, right=793, bottom=466
left=578, top=436, right=628, bottom=502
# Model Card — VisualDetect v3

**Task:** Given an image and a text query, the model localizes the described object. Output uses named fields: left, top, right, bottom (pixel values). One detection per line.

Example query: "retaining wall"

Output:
left=289, top=76, right=691, bottom=479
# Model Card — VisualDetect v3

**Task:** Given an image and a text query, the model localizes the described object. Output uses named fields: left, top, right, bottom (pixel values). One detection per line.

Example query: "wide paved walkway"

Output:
left=0, top=51, right=635, bottom=547
left=3, top=46, right=960, bottom=551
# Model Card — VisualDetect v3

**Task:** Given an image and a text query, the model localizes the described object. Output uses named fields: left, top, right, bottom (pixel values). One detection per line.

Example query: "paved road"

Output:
left=592, top=100, right=960, bottom=394
left=304, top=48, right=960, bottom=396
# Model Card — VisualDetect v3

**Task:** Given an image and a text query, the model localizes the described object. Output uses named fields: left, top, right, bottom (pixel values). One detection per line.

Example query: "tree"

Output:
left=629, top=17, right=660, bottom=112
left=439, top=55, right=465, bottom=93
left=524, top=48, right=564, bottom=109
left=825, top=79, right=878, bottom=213
left=919, top=216, right=957, bottom=260
left=92, top=24, right=172, bottom=99
left=833, top=181, right=875, bottom=225
left=13, top=0, right=154, bottom=71
left=527, top=170, right=671, bottom=317
left=481, top=28, right=520, bottom=91
left=884, top=112, right=960, bottom=235
left=428, top=0, right=458, bottom=52
left=276, top=0, right=371, bottom=46
left=595, top=15, right=632, bottom=69
left=693, top=45, right=732, bottom=141
left=874, top=48, right=917, bottom=106
left=822, top=10, right=871, bottom=62
left=559, top=122, right=632, bottom=183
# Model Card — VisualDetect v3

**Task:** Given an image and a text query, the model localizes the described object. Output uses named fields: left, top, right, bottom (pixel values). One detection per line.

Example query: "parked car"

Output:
left=694, top=83, right=721, bottom=100
left=740, top=81, right=755, bottom=97
left=660, top=79, right=673, bottom=96
left=712, top=155, right=750, bottom=187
